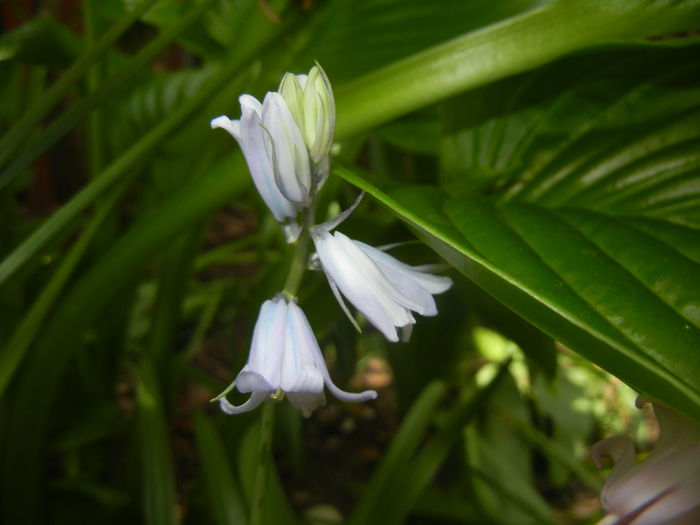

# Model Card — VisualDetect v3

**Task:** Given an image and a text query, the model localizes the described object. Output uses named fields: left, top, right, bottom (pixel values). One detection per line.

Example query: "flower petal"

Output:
left=234, top=96, right=298, bottom=223
left=332, top=231, right=425, bottom=316
left=287, top=392, right=326, bottom=417
left=317, top=192, right=364, bottom=233
left=219, top=391, right=268, bottom=415
left=356, top=241, right=453, bottom=295
left=239, top=298, right=286, bottom=391
left=313, top=228, right=405, bottom=341
left=366, top=253, right=438, bottom=316
left=210, top=115, right=241, bottom=141
left=235, top=366, right=274, bottom=393
left=281, top=301, right=324, bottom=393
left=261, top=92, right=311, bottom=204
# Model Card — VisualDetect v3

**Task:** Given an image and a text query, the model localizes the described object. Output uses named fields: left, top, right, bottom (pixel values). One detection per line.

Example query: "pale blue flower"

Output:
left=211, top=93, right=306, bottom=242
left=312, top=224, right=452, bottom=343
left=219, top=296, right=376, bottom=417
left=592, top=399, right=700, bottom=525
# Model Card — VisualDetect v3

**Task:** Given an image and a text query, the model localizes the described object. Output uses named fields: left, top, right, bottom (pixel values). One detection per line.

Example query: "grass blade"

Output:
left=194, top=412, right=248, bottom=525
left=348, top=380, right=447, bottom=525
left=0, top=0, right=216, bottom=190
left=135, top=359, right=178, bottom=525
left=0, top=184, right=124, bottom=400
left=0, top=0, right=159, bottom=169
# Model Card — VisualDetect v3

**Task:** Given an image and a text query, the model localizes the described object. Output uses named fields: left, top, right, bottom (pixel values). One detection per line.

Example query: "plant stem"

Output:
left=282, top=197, right=317, bottom=298
left=250, top=401, right=275, bottom=525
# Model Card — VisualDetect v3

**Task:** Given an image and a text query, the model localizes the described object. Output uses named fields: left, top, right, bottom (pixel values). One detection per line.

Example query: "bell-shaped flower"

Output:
left=218, top=295, right=377, bottom=417
left=211, top=90, right=311, bottom=242
left=279, top=64, right=335, bottom=167
left=260, top=92, right=312, bottom=205
left=312, top=220, right=452, bottom=342
left=592, top=398, right=700, bottom=525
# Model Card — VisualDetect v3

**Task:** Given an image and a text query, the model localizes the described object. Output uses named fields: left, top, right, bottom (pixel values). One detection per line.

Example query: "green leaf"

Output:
left=135, top=359, right=178, bottom=525
left=0, top=0, right=217, bottom=188
left=376, top=364, right=511, bottom=525
left=334, top=0, right=700, bottom=139
left=465, top=375, right=554, bottom=525
left=349, top=381, right=447, bottom=525
left=194, top=412, right=248, bottom=525
left=0, top=0, right=159, bottom=170
left=0, top=15, right=81, bottom=67
left=0, top=153, right=249, bottom=524
left=297, top=0, right=540, bottom=83
left=334, top=41, right=700, bottom=422
left=237, top=416, right=300, bottom=525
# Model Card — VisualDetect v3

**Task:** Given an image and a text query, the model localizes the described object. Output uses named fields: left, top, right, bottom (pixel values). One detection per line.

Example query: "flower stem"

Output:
left=250, top=401, right=275, bottom=525
left=282, top=197, right=317, bottom=298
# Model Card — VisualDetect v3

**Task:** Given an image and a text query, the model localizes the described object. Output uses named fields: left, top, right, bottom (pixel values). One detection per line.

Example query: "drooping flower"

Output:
left=211, top=94, right=304, bottom=242
left=211, top=65, right=335, bottom=243
left=312, top=221, right=453, bottom=342
left=218, top=295, right=377, bottom=417
left=591, top=398, right=700, bottom=525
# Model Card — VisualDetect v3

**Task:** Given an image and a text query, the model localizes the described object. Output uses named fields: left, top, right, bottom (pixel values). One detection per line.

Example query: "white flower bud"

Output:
left=302, top=65, right=335, bottom=165
left=278, top=72, right=306, bottom=133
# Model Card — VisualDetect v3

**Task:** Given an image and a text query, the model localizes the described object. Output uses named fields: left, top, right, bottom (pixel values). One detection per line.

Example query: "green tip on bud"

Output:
left=302, top=64, right=335, bottom=164
left=279, top=72, right=306, bottom=133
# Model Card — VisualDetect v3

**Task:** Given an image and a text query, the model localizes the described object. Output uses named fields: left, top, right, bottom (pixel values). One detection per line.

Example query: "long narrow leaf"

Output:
left=0, top=56, right=240, bottom=288
left=135, top=359, right=178, bottom=525
left=194, top=412, right=248, bottom=525
left=0, top=0, right=159, bottom=169
left=0, top=0, right=216, bottom=190
left=349, top=380, right=447, bottom=525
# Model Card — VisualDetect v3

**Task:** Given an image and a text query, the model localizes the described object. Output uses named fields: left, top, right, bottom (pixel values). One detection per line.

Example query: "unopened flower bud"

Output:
left=278, top=72, right=306, bottom=133
left=302, top=65, right=335, bottom=165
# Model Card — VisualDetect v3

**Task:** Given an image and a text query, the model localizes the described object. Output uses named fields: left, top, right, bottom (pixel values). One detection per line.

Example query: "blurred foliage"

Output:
left=1, top=0, right=696, bottom=524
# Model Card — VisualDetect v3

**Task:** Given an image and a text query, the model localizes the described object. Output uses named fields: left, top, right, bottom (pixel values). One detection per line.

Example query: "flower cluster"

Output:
left=592, top=397, right=700, bottom=525
left=211, top=65, right=452, bottom=416
left=211, top=66, right=334, bottom=242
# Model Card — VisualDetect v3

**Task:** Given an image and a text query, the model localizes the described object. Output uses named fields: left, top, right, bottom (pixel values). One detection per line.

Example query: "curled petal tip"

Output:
left=219, top=392, right=267, bottom=415
left=210, top=115, right=228, bottom=129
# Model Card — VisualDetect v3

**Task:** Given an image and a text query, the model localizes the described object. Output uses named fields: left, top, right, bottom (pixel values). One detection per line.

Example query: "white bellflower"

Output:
left=592, top=399, right=700, bottom=525
left=219, top=296, right=377, bottom=417
left=312, top=223, right=452, bottom=342
left=211, top=94, right=304, bottom=242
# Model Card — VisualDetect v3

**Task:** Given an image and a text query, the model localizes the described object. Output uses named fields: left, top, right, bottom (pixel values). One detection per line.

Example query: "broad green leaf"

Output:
left=108, top=67, right=216, bottom=152
left=334, top=0, right=700, bottom=139
left=297, top=0, right=540, bottom=83
left=335, top=41, right=700, bottom=422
